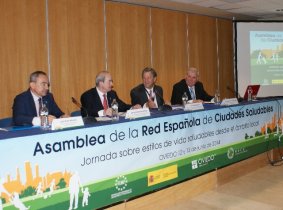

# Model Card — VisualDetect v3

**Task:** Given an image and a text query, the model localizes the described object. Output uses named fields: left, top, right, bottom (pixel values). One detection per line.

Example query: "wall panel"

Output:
left=106, top=2, right=151, bottom=103
left=0, top=0, right=47, bottom=118
left=217, top=19, right=235, bottom=99
left=151, top=8, right=188, bottom=103
left=48, top=0, right=105, bottom=114
left=0, top=1, right=234, bottom=120
left=188, top=14, right=218, bottom=97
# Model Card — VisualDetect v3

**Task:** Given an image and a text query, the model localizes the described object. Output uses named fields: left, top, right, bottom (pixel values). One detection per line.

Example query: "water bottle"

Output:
left=247, top=86, right=253, bottom=101
left=111, top=99, right=119, bottom=121
left=182, top=92, right=188, bottom=107
left=214, top=89, right=220, bottom=105
left=40, top=102, right=49, bottom=129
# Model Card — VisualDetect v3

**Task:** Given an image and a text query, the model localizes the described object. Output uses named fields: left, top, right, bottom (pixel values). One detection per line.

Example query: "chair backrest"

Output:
left=71, top=110, right=81, bottom=117
left=0, top=117, right=13, bottom=127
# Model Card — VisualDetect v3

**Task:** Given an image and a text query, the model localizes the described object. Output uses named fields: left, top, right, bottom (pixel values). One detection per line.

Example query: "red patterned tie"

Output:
left=103, top=94, right=108, bottom=110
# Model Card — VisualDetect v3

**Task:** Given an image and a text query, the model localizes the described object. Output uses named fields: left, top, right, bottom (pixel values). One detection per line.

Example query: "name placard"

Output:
left=184, top=102, right=204, bottom=111
left=125, top=108, right=150, bottom=119
left=51, top=116, right=84, bottom=130
left=221, top=98, right=239, bottom=106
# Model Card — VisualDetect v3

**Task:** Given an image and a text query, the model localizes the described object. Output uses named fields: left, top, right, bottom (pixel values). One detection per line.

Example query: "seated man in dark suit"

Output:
left=12, top=71, right=68, bottom=126
left=130, top=67, right=164, bottom=109
left=171, top=67, right=213, bottom=105
left=80, top=71, right=141, bottom=117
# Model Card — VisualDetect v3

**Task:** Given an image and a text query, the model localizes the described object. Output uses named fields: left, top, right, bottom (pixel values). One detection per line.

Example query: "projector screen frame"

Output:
left=234, top=20, right=283, bottom=99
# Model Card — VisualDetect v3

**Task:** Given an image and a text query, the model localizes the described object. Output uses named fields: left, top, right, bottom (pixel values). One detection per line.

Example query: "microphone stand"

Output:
left=154, top=90, right=172, bottom=111
left=226, top=86, right=243, bottom=102
left=71, top=97, right=96, bottom=124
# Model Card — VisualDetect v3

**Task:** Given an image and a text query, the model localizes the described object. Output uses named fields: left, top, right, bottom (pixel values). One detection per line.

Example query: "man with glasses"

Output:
left=12, top=70, right=67, bottom=126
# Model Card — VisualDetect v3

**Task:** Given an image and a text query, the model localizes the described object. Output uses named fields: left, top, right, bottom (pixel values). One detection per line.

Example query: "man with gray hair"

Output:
left=171, top=67, right=213, bottom=105
left=80, top=71, right=140, bottom=117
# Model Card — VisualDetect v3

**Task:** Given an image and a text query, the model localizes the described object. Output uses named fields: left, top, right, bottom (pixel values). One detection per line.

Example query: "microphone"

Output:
left=154, top=90, right=172, bottom=111
left=71, top=97, right=96, bottom=124
left=71, top=97, right=88, bottom=116
left=226, top=86, right=243, bottom=102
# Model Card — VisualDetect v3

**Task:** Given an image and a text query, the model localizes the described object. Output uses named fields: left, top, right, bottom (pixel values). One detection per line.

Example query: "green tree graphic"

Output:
left=21, top=186, right=35, bottom=198
left=56, top=178, right=67, bottom=189
left=245, top=133, right=249, bottom=139
left=255, top=131, right=262, bottom=137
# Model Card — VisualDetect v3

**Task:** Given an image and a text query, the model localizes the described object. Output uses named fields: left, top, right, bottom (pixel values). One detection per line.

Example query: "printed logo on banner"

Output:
left=147, top=165, right=178, bottom=186
left=191, top=154, right=216, bottom=170
left=115, top=175, right=128, bottom=191
left=227, top=147, right=248, bottom=160
left=227, top=147, right=235, bottom=159
left=191, top=160, right=198, bottom=169
left=111, top=175, right=132, bottom=199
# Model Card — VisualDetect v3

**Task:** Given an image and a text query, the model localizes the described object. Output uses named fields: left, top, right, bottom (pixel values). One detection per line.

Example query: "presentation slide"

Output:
left=250, top=31, right=283, bottom=84
left=236, top=22, right=283, bottom=98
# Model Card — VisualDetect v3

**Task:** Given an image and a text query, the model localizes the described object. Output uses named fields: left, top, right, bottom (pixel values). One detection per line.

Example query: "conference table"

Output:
left=1, top=98, right=283, bottom=210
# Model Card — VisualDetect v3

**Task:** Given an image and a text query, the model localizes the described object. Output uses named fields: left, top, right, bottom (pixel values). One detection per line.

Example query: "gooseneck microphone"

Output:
left=154, top=90, right=172, bottom=111
left=226, top=86, right=243, bottom=102
left=71, top=97, right=96, bottom=124
left=71, top=97, right=88, bottom=117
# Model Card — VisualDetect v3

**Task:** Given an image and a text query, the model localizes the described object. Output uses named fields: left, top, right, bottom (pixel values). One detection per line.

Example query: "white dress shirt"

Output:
left=143, top=87, right=158, bottom=108
left=96, top=88, right=108, bottom=117
left=30, top=91, right=41, bottom=126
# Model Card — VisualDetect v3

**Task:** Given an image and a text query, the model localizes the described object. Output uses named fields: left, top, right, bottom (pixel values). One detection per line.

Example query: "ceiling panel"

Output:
left=109, top=0, right=283, bottom=20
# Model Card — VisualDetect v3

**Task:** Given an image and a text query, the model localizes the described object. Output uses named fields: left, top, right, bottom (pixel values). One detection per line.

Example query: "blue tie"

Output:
left=189, top=87, right=195, bottom=100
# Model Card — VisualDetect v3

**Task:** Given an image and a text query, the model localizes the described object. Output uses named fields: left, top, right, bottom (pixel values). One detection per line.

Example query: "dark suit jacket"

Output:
left=171, top=79, right=213, bottom=105
left=130, top=84, right=164, bottom=107
left=12, top=89, right=64, bottom=126
left=80, top=87, right=131, bottom=117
